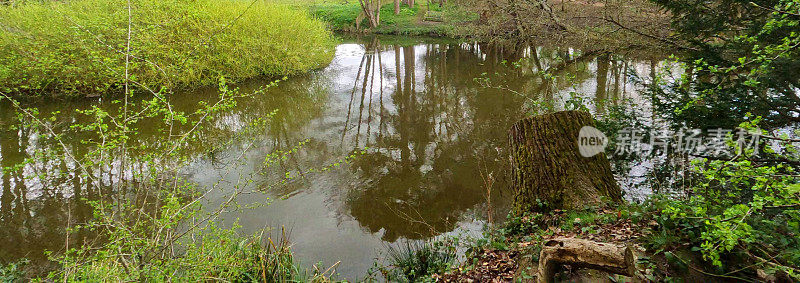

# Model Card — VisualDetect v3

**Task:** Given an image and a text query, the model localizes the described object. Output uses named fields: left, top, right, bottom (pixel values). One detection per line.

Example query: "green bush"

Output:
left=59, top=222, right=325, bottom=282
left=0, top=0, right=335, bottom=97
left=658, top=157, right=800, bottom=268
left=0, top=259, right=27, bottom=282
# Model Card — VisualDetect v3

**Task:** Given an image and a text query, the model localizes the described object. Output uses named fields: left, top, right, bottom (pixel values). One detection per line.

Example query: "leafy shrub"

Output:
left=659, top=158, right=800, bottom=268
left=58, top=221, right=324, bottom=282
left=0, top=259, right=27, bottom=283
left=22, top=82, right=338, bottom=282
left=0, top=0, right=335, bottom=96
left=647, top=0, right=800, bottom=129
left=643, top=123, right=800, bottom=279
left=641, top=0, right=800, bottom=277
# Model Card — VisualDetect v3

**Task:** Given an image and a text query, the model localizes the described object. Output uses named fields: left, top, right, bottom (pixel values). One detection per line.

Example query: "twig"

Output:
left=749, top=2, right=800, bottom=17
left=598, top=16, right=698, bottom=51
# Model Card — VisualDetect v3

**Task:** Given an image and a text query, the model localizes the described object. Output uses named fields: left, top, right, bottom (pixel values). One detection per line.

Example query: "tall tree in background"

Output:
left=394, top=0, right=400, bottom=15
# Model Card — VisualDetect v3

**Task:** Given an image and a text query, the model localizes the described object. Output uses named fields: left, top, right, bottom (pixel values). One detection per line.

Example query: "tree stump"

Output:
left=508, top=110, right=621, bottom=212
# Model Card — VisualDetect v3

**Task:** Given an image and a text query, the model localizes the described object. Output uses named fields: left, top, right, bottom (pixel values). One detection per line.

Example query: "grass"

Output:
left=368, top=239, right=458, bottom=282
left=309, top=3, right=362, bottom=32
left=0, top=0, right=336, bottom=97
left=309, top=2, right=471, bottom=36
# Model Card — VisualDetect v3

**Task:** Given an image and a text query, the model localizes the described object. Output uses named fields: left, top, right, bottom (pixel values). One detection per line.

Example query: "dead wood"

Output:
left=537, top=237, right=639, bottom=283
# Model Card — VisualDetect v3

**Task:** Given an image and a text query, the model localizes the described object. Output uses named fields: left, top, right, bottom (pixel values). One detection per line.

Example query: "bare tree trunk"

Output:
left=394, top=0, right=400, bottom=15
left=508, top=111, right=621, bottom=212
left=535, top=0, right=568, bottom=31
left=358, top=0, right=381, bottom=28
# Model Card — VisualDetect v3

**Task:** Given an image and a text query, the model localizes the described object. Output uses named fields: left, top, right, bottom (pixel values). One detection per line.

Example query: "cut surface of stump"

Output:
left=508, top=110, right=621, bottom=212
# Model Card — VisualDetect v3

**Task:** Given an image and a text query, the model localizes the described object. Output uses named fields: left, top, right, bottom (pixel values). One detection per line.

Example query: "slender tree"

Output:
left=358, top=0, right=381, bottom=28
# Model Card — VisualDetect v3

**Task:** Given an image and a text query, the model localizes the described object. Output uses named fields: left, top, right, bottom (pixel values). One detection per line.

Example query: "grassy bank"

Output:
left=307, top=0, right=670, bottom=53
left=0, top=0, right=335, bottom=97
left=309, top=2, right=472, bottom=36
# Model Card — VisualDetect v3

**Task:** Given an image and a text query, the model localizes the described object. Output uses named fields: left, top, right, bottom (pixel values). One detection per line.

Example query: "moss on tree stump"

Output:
left=508, top=110, right=621, bottom=212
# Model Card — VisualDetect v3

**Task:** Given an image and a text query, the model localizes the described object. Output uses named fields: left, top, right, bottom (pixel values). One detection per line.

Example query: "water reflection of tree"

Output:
left=0, top=105, right=95, bottom=269
left=340, top=39, right=631, bottom=241
left=0, top=76, right=329, bottom=270
left=0, top=36, right=659, bottom=265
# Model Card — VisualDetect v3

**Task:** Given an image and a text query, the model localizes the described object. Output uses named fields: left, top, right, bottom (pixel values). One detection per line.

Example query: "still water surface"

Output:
left=0, top=36, right=663, bottom=279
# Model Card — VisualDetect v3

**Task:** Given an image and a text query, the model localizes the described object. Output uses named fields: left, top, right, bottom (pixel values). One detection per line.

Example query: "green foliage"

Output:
left=378, top=3, right=419, bottom=25
left=657, top=155, right=800, bottom=269
left=648, top=0, right=800, bottom=128
left=643, top=0, right=800, bottom=278
left=0, top=0, right=335, bottom=97
left=626, top=123, right=800, bottom=279
left=309, top=2, right=462, bottom=36
left=22, top=81, right=324, bottom=281
left=0, top=1, right=332, bottom=281
left=58, top=221, right=317, bottom=282
left=473, top=227, right=511, bottom=252
left=373, top=3, right=461, bottom=36
left=310, top=3, right=363, bottom=31
left=0, top=259, right=27, bottom=283
left=502, top=212, right=543, bottom=237
left=1, top=70, right=335, bottom=280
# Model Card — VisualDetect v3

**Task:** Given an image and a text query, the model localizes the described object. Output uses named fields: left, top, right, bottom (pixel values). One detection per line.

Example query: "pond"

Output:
left=0, top=35, right=665, bottom=279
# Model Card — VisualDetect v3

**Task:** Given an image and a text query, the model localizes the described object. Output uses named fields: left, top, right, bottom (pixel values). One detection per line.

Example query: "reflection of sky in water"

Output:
left=188, top=42, right=496, bottom=279
left=186, top=41, right=665, bottom=279
left=0, top=37, right=667, bottom=280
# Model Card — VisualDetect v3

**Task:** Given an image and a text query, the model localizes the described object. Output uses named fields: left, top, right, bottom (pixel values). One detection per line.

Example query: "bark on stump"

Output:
left=508, top=110, right=621, bottom=212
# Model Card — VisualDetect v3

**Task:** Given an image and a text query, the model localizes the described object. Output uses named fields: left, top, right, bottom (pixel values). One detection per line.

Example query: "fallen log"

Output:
left=537, top=238, right=638, bottom=283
